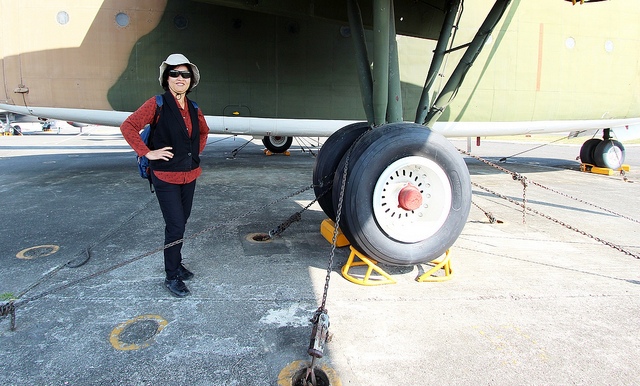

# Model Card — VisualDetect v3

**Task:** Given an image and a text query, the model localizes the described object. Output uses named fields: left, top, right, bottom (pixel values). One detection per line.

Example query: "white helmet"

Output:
left=158, top=53, right=200, bottom=89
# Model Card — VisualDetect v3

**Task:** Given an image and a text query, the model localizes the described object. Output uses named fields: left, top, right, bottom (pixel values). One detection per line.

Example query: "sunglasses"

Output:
left=168, top=70, right=192, bottom=79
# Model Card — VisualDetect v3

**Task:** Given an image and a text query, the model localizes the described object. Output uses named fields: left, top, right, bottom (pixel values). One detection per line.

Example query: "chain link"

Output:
left=525, top=173, right=640, bottom=224
left=304, top=130, right=369, bottom=384
left=318, top=155, right=349, bottom=312
left=267, top=190, right=329, bottom=239
left=512, top=173, right=528, bottom=224
left=460, top=148, right=640, bottom=225
left=472, top=201, right=498, bottom=224
left=165, top=183, right=317, bottom=250
left=472, top=181, right=640, bottom=259
left=461, top=148, right=639, bottom=258
left=1, top=183, right=318, bottom=330
left=317, top=130, right=366, bottom=312
left=0, top=301, right=16, bottom=331
left=303, top=139, right=352, bottom=386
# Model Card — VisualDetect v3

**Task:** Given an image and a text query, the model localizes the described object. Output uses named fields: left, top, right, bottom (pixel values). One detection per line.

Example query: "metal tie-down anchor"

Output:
left=304, top=309, right=330, bottom=386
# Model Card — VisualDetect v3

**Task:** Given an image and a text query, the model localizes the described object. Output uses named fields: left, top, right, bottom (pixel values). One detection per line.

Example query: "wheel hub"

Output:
left=372, top=156, right=452, bottom=243
left=397, top=184, right=422, bottom=211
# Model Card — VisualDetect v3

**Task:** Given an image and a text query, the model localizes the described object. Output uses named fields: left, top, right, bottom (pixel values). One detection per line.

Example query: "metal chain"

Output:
left=522, top=177, right=527, bottom=224
left=0, top=301, right=16, bottom=331
left=319, top=156, right=349, bottom=312
left=267, top=190, right=329, bottom=239
left=159, top=183, right=317, bottom=251
left=525, top=174, right=640, bottom=224
left=305, top=130, right=372, bottom=385
left=460, top=148, right=523, bottom=176
left=317, top=128, right=368, bottom=312
left=13, top=196, right=157, bottom=302
left=1, top=183, right=316, bottom=330
left=462, top=148, right=529, bottom=223
left=512, top=173, right=528, bottom=224
left=304, top=138, right=353, bottom=386
left=460, top=148, right=640, bottom=224
left=472, top=200, right=498, bottom=224
left=228, top=138, right=252, bottom=159
left=268, top=212, right=302, bottom=239
left=472, top=181, right=640, bottom=259
left=293, top=136, right=321, bottom=157
left=620, top=169, right=628, bottom=183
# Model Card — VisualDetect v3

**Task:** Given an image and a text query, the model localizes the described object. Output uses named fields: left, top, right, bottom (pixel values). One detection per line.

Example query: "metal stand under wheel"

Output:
left=321, top=219, right=453, bottom=285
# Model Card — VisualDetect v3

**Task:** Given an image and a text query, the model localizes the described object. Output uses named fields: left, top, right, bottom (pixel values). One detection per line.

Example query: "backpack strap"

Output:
left=146, top=95, right=163, bottom=193
left=147, top=94, right=163, bottom=147
left=153, top=94, right=163, bottom=125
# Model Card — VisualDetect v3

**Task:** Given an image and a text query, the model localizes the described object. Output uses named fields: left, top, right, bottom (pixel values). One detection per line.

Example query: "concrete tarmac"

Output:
left=1, top=124, right=639, bottom=385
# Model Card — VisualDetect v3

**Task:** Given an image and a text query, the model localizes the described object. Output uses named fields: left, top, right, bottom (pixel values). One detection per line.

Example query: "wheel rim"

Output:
left=372, top=156, right=452, bottom=243
left=268, top=136, right=288, bottom=147
left=602, top=142, right=624, bottom=169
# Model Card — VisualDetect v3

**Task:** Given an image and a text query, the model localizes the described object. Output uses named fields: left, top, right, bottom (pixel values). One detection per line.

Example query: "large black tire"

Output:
left=333, top=123, right=471, bottom=265
left=262, top=135, right=293, bottom=153
left=312, top=122, right=370, bottom=220
left=579, top=138, right=602, bottom=165
left=593, top=139, right=625, bottom=169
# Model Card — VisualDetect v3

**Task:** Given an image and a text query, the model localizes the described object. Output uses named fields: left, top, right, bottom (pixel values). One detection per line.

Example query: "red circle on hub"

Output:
left=398, top=185, right=422, bottom=211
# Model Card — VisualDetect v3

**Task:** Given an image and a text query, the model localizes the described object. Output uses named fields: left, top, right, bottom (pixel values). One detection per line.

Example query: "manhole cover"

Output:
left=293, top=368, right=331, bottom=386
left=277, top=360, right=341, bottom=386
left=110, top=315, right=167, bottom=351
left=245, top=232, right=273, bottom=243
left=16, top=245, right=60, bottom=260
left=118, top=319, right=160, bottom=344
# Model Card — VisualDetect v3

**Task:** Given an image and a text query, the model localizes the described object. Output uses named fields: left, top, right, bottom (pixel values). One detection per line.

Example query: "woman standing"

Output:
left=121, top=54, right=209, bottom=298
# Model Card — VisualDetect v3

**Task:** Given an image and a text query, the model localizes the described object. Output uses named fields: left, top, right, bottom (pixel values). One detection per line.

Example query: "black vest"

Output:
left=149, top=91, right=201, bottom=172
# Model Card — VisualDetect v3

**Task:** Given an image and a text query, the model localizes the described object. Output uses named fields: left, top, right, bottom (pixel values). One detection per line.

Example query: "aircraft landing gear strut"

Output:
left=579, top=128, right=626, bottom=170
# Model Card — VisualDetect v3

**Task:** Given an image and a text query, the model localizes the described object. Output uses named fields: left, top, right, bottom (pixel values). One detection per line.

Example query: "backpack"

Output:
left=137, top=95, right=199, bottom=192
left=137, top=95, right=163, bottom=192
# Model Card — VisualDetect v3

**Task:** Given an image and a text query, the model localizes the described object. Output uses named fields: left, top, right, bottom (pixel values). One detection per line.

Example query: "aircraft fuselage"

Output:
left=1, top=0, right=639, bottom=129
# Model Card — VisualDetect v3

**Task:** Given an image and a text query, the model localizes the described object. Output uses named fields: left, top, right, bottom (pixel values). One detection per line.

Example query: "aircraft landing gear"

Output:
left=579, top=129, right=626, bottom=170
left=592, top=139, right=625, bottom=170
left=312, top=122, right=370, bottom=220
left=262, top=135, right=293, bottom=153
left=313, top=122, right=471, bottom=266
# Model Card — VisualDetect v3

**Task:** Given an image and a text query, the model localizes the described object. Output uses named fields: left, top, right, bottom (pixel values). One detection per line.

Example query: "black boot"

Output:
left=164, top=277, right=190, bottom=298
left=177, top=264, right=194, bottom=281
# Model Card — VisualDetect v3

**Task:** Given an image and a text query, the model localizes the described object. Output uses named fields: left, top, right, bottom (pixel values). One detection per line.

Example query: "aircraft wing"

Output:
left=0, top=109, right=42, bottom=124
left=3, top=102, right=640, bottom=139
left=433, top=118, right=640, bottom=138
left=0, top=102, right=357, bottom=137
left=0, top=104, right=131, bottom=128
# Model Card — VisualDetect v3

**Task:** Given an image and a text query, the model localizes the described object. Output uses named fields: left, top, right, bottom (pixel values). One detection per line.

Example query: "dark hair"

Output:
left=161, top=64, right=194, bottom=93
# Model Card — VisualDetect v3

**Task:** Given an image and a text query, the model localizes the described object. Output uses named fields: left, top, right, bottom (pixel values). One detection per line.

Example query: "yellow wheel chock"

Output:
left=416, top=249, right=453, bottom=282
left=580, top=163, right=630, bottom=175
left=341, top=246, right=396, bottom=286
left=320, top=218, right=453, bottom=285
left=263, top=149, right=291, bottom=156
left=320, top=218, right=350, bottom=247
